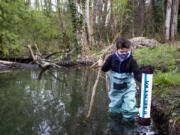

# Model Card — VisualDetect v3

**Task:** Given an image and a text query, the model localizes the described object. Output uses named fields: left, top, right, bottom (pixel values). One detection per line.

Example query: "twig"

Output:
left=45, top=51, right=62, bottom=59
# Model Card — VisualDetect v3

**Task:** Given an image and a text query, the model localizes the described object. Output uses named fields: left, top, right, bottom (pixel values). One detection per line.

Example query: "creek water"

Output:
left=0, top=67, right=159, bottom=135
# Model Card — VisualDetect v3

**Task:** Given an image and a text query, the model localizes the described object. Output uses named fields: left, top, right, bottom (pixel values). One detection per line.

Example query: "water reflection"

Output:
left=0, top=68, right=157, bottom=135
left=107, top=114, right=137, bottom=135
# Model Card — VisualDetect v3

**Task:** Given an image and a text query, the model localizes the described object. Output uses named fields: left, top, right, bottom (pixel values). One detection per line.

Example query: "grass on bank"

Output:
left=134, top=43, right=180, bottom=122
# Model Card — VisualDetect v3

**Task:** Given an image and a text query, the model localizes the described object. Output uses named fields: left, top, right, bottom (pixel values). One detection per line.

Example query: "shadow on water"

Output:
left=0, top=67, right=159, bottom=135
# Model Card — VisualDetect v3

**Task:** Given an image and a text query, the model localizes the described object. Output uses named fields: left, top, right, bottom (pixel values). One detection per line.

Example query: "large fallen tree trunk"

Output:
left=0, top=60, right=38, bottom=72
left=0, top=56, right=33, bottom=63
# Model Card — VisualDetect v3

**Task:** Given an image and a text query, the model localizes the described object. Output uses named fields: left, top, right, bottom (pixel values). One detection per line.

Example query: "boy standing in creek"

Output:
left=98, top=37, right=142, bottom=122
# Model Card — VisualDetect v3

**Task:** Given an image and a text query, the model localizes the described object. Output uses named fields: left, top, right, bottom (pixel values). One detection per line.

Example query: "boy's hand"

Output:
left=98, top=59, right=104, bottom=67
left=140, top=65, right=154, bottom=73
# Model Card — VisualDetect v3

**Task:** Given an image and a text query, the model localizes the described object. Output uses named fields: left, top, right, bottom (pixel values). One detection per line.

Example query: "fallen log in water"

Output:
left=0, top=60, right=38, bottom=72
left=0, top=56, right=33, bottom=63
left=27, top=45, right=62, bottom=69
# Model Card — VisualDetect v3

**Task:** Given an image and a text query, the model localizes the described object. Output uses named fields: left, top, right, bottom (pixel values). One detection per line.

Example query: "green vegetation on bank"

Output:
left=134, top=44, right=180, bottom=124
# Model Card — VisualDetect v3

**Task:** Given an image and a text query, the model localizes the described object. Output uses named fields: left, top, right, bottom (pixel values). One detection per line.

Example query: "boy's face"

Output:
left=117, top=48, right=130, bottom=54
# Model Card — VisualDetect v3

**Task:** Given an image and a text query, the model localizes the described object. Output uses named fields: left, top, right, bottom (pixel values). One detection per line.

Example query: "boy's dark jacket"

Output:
left=102, top=53, right=142, bottom=82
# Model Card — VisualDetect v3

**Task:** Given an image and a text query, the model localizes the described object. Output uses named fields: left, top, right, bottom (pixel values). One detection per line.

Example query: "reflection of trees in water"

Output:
left=0, top=71, right=28, bottom=135
left=0, top=68, right=125, bottom=135
left=109, top=116, right=138, bottom=135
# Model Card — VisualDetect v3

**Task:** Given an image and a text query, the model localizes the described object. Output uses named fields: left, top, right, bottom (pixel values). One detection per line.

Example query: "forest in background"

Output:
left=0, top=0, right=179, bottom=57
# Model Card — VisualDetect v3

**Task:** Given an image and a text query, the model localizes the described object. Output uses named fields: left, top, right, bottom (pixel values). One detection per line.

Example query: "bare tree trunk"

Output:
left=35, top=0, right=40, bottom=10
left=79, top=1, right=89, bottom=55
left=174, top=1, right=179, bottom=36
left=132, top=0, right=135, bottom=37
left=150, top=0, right=155, bottom=37
left=72, top=0, right=89, bottom=55
left=85, top=0, right=91, bottom=43
left=110, top=0, right=116, bottom=40
left=48, top=0, right=52, bottom=11
left=40, top=0, right=43, bottom=8
left=105, top=0, right=111, bottom=27
left=57, top=0, right=65, bottom=49
left=140, top=0, right=146, bottom=36
left=26, top=0, right=31, bottom=7
left=44, top=0, right=48, bottom=10
left=68, top=0, right=80, bottom=51
left=171, top=0, right=179, bottom=41
left=57, top=0, right=64, bottom=31
left=82, top=31, right=89, bottom=55
left=93, top=0, right=97, bottom=25
left=89, top=0, right=94, bottom=44
left=102, top=1, right=108, bottom=27
left=165, top=0, right=172, bottom=42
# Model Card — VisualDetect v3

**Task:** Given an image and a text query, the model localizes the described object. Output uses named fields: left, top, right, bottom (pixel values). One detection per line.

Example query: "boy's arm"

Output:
left=101, top=55, right=112, bottom=72
left=131, top=59, right=142, bottom=82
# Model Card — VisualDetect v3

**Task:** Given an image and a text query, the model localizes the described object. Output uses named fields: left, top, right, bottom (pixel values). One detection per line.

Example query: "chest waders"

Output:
left=109, top=71, right=138, bottom=119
